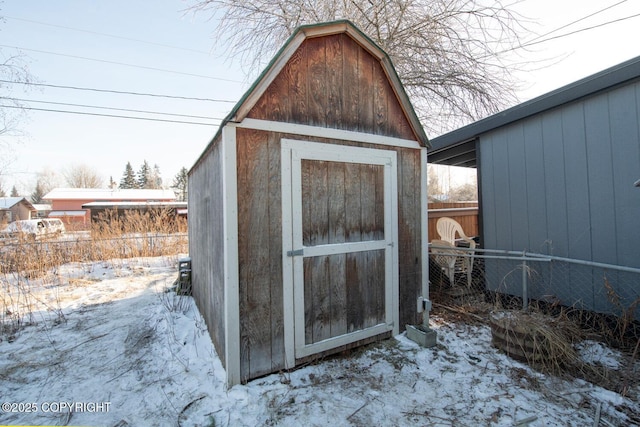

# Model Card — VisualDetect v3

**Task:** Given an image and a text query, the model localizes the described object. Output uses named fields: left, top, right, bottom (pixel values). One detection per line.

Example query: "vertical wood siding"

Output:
left=188, top=138, right=226, bottom=366
left=235, top=129, right=422, bottom=380
left=248, top=33, right=415, bottom=141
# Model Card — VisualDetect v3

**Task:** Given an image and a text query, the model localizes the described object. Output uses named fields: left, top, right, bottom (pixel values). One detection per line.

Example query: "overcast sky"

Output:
left=1, top=0, right=639, bottom=194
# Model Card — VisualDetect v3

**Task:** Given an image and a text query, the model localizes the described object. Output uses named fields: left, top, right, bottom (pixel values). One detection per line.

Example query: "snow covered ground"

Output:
left=1, top=256, right=638, bottom=427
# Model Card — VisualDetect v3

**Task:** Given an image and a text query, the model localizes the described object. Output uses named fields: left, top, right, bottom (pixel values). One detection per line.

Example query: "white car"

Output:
left=0, top=218, right=65, bottom=240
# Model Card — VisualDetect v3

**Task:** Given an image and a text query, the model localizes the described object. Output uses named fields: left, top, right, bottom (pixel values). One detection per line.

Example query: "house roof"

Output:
left=0, top=197, right=35, bottom=210
left=194, top=20, right=428, bottom=171
left=429, top=55, right=640, bottom=167
left=43, top=188, right=177, bottom=201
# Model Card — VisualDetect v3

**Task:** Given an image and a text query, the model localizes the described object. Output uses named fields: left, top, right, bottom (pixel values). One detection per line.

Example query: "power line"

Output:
left=0, top=79, right=237, bottom=103
left=0, top=43, right=243, bottom=83
left=3, top=15, right=212, bottom=55
left=525, top=0, right=629, bottom=43
left=522, top=12, right=640, bottom=49
left=0, top=104, right=220, bottom=126
left=493, top=9, right=640, bottom=57
left=3, top=97, right=225, bottom=121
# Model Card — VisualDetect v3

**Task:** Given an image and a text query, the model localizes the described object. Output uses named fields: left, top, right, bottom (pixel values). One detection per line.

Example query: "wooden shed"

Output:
left=188, top=20, right=431, bottom=386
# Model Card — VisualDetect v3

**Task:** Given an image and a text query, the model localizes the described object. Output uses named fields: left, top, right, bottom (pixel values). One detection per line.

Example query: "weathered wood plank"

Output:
left=327, top=162, right=346, bottom=244
left=326, top=33, right=343, bottom=129
left=307, top=37, right=327, bottom=127
left=373, top=63, right=388, bottom=135
left=344, top=163, right=362, bottom=243
left=329, top=253, right=347, bottom=337
left=398, top=148, right=420, bottom=327
left=267, top=134, right=285, bottom=370
left=360, top=164, right=377, bottom=241
left=303, top=256, right=314, bottom=345
left=385, top=76, right=410, bottom=139
left=287, top=41, right=308, bottom=124
left=342, top=34, right=360, bottom=132
left=369, top=249, right=386, bottom=328
left=236, top=130, right=251, bottom=379
left=326, top=162, right=347, bottom=337
left=310, top=255, right=331, bottom=343
left=358, top=49, right=375, bottom=132
left=346, top=252, right=364, bottom=332
left=237, top=129, right=273, bottom=379
left=303, top=160, right=329, bottom=246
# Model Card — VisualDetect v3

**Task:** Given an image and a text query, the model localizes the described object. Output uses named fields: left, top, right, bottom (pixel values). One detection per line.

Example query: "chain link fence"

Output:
left=429, top=244, right=640, bottom=346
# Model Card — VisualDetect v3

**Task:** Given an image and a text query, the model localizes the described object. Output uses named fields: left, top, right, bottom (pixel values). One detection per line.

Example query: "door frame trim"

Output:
left=281, top=139, right=399, bottom=368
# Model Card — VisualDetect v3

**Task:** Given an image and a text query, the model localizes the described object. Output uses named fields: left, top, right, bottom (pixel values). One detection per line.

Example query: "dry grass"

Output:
left=0, top=208, right=188, bottom=342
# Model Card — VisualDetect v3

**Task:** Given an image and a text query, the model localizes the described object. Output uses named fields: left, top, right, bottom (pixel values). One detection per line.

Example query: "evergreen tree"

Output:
left=10, top=185, right=19, bottom=197
left=171, top=167, right=188, bottom=202
left=137, top=160, right=151, bottom=189
left=119, top=162, right=138, bottom=189
left=31, top=180, right=45, bottom=204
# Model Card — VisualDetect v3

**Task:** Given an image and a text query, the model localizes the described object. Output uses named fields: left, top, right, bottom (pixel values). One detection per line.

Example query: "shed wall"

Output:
left=236, top=128, right=423, bottom=381
left=188, top=137, right=227, bottom=366
left=479, top=80, right=640, bottom=310
left=480, top=80, right=640, bottom=267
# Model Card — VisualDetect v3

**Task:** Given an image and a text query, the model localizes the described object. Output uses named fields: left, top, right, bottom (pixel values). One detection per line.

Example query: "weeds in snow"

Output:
left=0, top=208, right=187, bottom=342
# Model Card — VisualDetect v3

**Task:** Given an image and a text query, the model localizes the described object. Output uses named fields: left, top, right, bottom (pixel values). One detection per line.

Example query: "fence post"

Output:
left=522, top=251, right=528, bottom=310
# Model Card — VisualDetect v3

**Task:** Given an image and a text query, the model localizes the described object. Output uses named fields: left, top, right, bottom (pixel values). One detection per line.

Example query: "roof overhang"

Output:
left=429, top=54, right=640, bottom=168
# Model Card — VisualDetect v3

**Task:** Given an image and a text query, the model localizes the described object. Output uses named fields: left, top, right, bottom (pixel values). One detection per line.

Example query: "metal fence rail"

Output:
left=428, top=244, right=640, bottom=323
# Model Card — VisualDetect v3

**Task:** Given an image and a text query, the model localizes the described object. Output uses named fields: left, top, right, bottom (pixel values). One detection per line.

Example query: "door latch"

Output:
left=286, top=249, right=304, bottom=257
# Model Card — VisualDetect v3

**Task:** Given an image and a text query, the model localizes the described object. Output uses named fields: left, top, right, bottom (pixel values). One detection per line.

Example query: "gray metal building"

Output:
left=430, top=55, right=640, bottom=314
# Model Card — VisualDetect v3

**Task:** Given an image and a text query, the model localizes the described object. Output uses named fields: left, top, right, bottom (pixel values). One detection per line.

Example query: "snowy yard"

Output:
left=1, top=256, right=638, bottom=426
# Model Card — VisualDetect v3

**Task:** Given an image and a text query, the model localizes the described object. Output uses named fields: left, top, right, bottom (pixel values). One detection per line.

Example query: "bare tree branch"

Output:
left=187, top=0, right=531, bottom=134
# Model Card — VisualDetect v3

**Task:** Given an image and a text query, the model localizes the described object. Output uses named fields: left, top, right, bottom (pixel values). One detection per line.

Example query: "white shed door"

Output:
left=281, top=139, right=399, bottom=367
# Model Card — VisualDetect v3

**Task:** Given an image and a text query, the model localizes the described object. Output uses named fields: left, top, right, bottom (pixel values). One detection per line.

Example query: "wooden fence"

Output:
left=427, top=202, right=479, bottom=241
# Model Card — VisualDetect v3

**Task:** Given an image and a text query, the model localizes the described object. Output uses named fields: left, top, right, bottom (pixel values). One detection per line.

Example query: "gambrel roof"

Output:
left=206, top=20, right=429, bottom=150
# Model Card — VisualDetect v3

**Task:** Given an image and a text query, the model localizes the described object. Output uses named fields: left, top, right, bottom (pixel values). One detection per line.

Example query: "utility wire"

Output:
left=0, top=79, right=237, bottom=103
left=3, top=15, right=212, bottom=55
left=0, top=104, right=220, bottom=126
left=2, top=97, right=225, bottom=121
left=492, top=9, right=640, bottom=57
left=521, top=12, right=640, bottom=49
left=525, top=0, right=629, bottom=43
left=0, top=43, right=243, bottom=83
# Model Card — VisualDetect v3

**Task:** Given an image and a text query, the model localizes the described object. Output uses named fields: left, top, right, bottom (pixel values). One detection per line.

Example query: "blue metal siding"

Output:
left=541, top=112, right=569, bottom=257
left=506, top=124, right=530, bottom=251
left=561, top=103, right=593, bottom=261
left=479, top=80, right=640, bottom=271
left=584, top=95, right=617, bottom=265
left=610, top=84, right=640, bottom=269
left=522, top=118, right=548, bottom=253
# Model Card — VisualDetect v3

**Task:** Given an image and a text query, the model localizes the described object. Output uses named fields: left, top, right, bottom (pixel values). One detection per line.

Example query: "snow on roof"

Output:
left=43, top=188, right=177, bottom=201
left=0, top=197, right=35, bottom=210
left=32, top=204, right=52, bottom=211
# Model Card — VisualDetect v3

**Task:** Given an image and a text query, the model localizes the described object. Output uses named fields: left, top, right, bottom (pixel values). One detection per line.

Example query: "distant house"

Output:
left=0, top=197, right=36, bottom=224
left=43, top=188, right=177, bottom=227
left=81, top=201, right=187, bottom=223
left=32, top=204, right=52, bottom=218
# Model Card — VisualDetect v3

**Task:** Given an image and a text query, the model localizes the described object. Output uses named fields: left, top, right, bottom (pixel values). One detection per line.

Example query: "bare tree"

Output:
left=188, top=0, right=529, bottom=134
left=63, top=164, right=103, bottom=188
left=34, top=167, right=62, bottom=195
